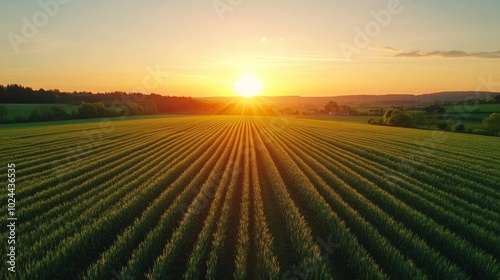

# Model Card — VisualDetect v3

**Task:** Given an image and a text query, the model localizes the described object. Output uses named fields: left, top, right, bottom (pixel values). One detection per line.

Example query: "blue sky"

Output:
left=1, top=0, right=499, bottom=96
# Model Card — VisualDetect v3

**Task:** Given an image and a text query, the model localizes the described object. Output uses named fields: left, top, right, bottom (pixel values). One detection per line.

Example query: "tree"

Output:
left=437, top=121, right=452, bottom=131
left=480, top=113, right=500, bottom=135
left=0, top=105, right=7, bottom=123
left=495, top=94, right=500, bottom=103
left=51, top=106, right=71, bottom=120
left=324, top=101, right=339, bottom=114
left=455, top=124, right=465, bottom=132
left=425, top=114, right=437, bottom=128
left=424, top=105, right=445, bottom=114
left=14, top=116, right=27, bottom=123
left=387, top=110, right=414, bottom=127
left=78, top=102, right=109, bottom=119
left=486, top=96, right=496, bottom=103
left=409, top=111, right=426, bottom=127
left=28, top=109, right=42, bottom=122
left=383, top=109, right=394, bottom=123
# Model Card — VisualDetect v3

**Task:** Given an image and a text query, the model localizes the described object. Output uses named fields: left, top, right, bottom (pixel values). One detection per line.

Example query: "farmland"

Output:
left=1, top=115, right=499, bottom=279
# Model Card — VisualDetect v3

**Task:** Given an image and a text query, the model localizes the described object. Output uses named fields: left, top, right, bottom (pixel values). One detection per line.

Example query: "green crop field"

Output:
left=443, top=103, right=500, bottom=114
left=441, top=103, right=500, bottom=129
left=1, top=115, right=499, bottom=279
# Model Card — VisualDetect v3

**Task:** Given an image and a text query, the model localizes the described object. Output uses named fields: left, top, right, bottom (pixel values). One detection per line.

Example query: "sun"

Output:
left=234, top=72, right=263, bottom=98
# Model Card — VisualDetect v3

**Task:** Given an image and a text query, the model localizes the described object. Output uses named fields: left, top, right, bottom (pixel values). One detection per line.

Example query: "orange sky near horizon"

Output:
left=1, top=1, right=500, bottom=97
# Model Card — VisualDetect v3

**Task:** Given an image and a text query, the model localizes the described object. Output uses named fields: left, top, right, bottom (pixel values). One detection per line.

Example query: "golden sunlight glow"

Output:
left=234, top=72, right=263, bottom=98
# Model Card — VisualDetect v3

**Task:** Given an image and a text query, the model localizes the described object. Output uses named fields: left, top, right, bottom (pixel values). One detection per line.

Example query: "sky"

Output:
left=1, top=0, right=500, bottom=97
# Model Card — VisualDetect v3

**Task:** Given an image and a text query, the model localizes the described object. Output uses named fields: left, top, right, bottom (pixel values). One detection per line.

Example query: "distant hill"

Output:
left=202, top=91, right=500, bottom=107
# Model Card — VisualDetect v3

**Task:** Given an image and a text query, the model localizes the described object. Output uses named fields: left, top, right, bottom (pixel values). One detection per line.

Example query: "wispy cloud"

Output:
left=379, top=46, right=400, bottom=52
left=382, top=46, right=500, bottom=59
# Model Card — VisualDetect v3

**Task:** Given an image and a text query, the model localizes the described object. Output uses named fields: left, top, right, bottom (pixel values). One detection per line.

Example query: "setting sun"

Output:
left=234, top=73, right=263, bottom=98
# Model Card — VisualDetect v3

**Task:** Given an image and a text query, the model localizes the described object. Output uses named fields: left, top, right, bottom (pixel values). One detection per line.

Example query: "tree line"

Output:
left=0, top=84, right=206, bottom=108
left=0, top=84, right=212, bottom=111
left=0, top=102, right=158, bottom=124
left=0, top=84, right=214, bottom=123
left=368, top=107, right=500, bottom=136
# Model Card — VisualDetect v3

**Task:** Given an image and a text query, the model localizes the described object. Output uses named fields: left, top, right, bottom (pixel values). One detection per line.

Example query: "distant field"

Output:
left=1, top=116, right=499, bottom=279
left=443, top=103, right=500, bottom=114
left=305, top=103, right=500, bottom=130
left=0, top=103, right=79, bottom=120
left=301, top=114, right=484, bottom=132
left=299, top=114, right=372, bottom=123
left=442, top=103, right=500, bottom=128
